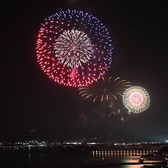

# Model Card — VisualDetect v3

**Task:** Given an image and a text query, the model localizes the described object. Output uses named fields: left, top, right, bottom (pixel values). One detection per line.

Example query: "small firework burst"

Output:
left=122, top=86, right=150, bottom=113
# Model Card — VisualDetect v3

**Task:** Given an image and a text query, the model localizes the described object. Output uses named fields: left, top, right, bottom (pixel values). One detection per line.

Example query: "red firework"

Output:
left=36, top=9, right=113, bottom=87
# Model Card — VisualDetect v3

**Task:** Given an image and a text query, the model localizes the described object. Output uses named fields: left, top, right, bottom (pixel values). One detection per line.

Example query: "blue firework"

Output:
left=36, top=9, right=113, bottom=87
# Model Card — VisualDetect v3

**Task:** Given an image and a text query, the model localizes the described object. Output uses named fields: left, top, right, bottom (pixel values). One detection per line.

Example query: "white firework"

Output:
left=122, top=86, right=150, bottom=113
left=54, top=29, right=93, bottom=68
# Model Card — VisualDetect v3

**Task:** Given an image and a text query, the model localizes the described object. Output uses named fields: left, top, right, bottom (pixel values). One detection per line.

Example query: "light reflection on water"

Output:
left=91, top=150, right=166, bottom=168
left=92, top=149, right=155, bottom=160
left=0, top=149, right=167, bottom=168
left=92, top=154, right=144, bottom=168
left=121, top=157, right=144, bottom=168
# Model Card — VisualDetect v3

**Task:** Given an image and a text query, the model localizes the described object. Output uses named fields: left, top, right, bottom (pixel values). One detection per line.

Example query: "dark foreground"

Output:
left=1, top=146, right=168, bottom=168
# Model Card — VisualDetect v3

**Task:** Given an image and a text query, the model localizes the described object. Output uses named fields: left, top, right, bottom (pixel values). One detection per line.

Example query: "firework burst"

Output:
left=36, top=9, right=113, bottom=87
left=79, top=76, right=131, bottom=103
left=55, top=29, right=93, bottom=68
left=122, top=86, right=150, bottom=113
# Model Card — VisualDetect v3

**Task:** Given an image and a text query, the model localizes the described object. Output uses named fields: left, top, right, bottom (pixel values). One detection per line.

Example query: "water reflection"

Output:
left=91, top=150, right=166, bottom=168
left=0, top=149, right=166, bottom=168
left=92, top=149, right=155, bottom=161
left=122, top=157, right=144, bottom=168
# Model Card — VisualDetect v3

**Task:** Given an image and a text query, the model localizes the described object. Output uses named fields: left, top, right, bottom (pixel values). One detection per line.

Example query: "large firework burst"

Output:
left=122, top=86, right=150, bottom=113
left=79, top=76, right=131, bottom=103
left=36, top=9, right=113, bottom=87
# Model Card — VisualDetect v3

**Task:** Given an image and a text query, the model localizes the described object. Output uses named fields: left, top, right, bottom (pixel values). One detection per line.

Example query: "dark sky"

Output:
left=1, top=0, right=168, bottom=142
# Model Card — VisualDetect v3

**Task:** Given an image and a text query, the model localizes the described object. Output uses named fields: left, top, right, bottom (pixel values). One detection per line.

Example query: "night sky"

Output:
left=1, top=0, right=168, bottom=142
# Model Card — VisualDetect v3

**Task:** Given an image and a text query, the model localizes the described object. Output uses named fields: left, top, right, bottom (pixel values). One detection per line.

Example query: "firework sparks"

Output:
left=55, top=29, right=93, bottom=68
left=36, top=9, right=113, bottom=87
left=122, top=86, right=150, bottom=113
left=79, top=76, right=131, bottom=103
